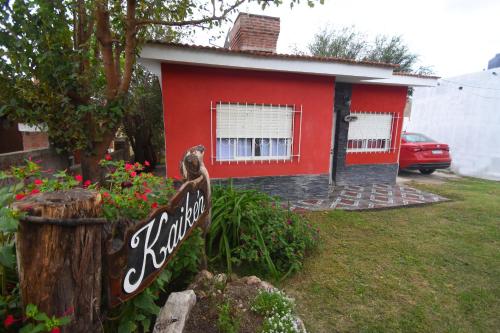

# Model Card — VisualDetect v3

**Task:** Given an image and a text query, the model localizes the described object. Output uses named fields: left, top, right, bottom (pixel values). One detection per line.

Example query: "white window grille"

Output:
left=347, top=111, right=399, bottom=153
left=210, top=102, right=302, bottom=164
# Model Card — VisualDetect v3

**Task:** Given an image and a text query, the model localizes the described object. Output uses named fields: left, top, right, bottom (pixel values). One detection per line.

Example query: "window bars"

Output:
left=210, top=102, right=302, bottom=164
left=347, top=111, right=401, bottom=153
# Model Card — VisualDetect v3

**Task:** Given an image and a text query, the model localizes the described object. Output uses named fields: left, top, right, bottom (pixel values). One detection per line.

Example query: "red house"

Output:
left=139, top=13, right=438, bottom=200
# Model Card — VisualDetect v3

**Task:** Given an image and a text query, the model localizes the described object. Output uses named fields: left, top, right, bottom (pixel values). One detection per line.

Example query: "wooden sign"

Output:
left=106, top=147, right=210, bottom=307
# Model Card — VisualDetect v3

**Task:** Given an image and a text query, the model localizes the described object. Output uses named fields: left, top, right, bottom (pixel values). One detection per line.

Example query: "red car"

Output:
left=399, top=132, right=451, bottom=174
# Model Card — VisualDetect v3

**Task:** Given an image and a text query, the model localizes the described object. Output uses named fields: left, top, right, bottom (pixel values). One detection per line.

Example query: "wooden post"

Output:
left=13, top=188, right=104, bottom=332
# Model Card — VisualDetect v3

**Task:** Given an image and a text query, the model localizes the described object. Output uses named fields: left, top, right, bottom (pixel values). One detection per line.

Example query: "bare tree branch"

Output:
left=136, top=0, right=245, bottom=27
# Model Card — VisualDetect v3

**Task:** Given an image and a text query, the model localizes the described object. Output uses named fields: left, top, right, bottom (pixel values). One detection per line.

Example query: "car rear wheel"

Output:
left=419, top=168, right=435, bottom=175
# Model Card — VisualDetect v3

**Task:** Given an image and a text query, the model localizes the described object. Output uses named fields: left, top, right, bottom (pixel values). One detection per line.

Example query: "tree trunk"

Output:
left=13, top=189, right=104, bottom=333
left=81, top=154, right=103, bottom=183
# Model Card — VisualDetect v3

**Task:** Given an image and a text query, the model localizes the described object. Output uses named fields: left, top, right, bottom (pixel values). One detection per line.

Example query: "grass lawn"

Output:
left=281, top=177, right=500, bottom=333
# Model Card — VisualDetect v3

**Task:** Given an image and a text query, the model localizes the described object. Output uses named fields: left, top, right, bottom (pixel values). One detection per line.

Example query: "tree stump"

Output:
left=13, top=188, right=105, bottom=333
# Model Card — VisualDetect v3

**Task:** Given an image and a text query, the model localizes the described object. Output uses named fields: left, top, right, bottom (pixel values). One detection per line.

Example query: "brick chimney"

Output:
left=228, top=13, right=280, bottom=53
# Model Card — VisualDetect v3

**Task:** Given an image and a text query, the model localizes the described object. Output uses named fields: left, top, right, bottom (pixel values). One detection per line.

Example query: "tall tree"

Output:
left=306, top=25, right=433, bottom=74
left=0, top=0, right=320, bottom=181
left=307, top=26, right=367, bottom=59
left=122, top=65, right=164, bottom=169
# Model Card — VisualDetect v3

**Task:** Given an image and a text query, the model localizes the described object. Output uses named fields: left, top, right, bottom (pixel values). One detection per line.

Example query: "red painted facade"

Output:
left=346, top=84, right=407, bottom=165
left=161, top=64, right=408, bottom=179
left=161, top=64, right=335, bottom=179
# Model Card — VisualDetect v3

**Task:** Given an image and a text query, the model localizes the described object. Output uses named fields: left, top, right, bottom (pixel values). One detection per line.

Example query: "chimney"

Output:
left=228, top=13, right=280, bottom=53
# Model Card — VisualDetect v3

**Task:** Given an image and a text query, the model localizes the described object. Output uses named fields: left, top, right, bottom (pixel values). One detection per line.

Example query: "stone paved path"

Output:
left=290, top=183, right=448, bottom=211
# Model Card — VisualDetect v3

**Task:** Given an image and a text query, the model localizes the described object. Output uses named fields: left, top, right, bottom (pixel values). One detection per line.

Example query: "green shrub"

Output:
left=251, top=290, right=300, bottom=333
left=207, top=183, right=319, bottom=280
left=217, top=301, right=240, bottom=333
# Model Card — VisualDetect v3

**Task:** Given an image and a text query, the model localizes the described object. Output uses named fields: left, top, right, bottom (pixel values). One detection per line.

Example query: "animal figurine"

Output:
left=180, top=145, right=211, bottom=268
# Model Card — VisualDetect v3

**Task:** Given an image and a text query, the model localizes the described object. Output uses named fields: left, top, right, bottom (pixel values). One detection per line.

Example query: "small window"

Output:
left=213, top=103, right=297, bottom=162
left=347, top=112, right=394, bottom=153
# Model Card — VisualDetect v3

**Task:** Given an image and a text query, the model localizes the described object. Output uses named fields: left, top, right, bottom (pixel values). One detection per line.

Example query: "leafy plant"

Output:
left=2, top=303, right=70, bottom=333
left=207, top=183, right=319, bottom=280
left=252, top=290, right=300, bottom=333
left=0, top=158, right=204, bottom=333
left=217, top=300, right=240, bottom=333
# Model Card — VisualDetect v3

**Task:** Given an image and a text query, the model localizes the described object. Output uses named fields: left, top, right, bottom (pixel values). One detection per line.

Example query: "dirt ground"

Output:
left=184, top=274, right=264, bottom=333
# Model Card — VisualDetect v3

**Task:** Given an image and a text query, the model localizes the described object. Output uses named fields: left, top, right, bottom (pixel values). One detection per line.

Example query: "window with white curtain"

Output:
left=215, top=103, right=294, bottom=161
left=347, top=112, right=394, bottom=152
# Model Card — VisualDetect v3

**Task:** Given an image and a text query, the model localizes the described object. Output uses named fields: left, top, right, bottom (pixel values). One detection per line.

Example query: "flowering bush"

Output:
left=251, top=290, right=301, bottom=333
left=0, top=158, right=204, bottom=333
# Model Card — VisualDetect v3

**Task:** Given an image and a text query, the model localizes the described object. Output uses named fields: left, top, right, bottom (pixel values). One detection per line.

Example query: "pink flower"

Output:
left=130, top=171, right=137, bottom=178
left=34, top=179, right=43, bottom=185
left=51, top=327, right=61, bottom=333
left=31, top=188, right=40, bottom=195
left=287, top=219, right=293, bottom=225
left=83, top=180, right=91, bottom=188
left=74, top=175, right=83, bottom=182
left=125, top=163, right=134, bottom=171
left=151, top=202, right=159, bottom=209
left=15, top=193, right=26, bottom=201
left=4, top=314, right=15, bottom=327
left=144, top=160, right=150, bottom=167
left=105, top=154, right=112, bottom=161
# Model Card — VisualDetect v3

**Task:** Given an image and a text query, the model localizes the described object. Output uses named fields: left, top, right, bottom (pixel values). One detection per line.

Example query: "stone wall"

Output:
left=212, top=174, right=330, bottom=201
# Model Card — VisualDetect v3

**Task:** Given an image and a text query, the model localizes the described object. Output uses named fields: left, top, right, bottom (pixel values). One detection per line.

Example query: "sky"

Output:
left=190, top=0, right=500, bottom=78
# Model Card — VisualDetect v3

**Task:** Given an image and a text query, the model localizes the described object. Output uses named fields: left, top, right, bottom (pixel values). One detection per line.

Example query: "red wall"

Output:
left=161, top=64, right=335, bottom=179
left=346, top=84, right=407, bottom=165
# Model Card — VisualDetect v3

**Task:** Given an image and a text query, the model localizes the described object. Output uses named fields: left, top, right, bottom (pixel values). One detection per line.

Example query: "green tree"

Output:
left=307, top=26, right=367, bottom=59
left=122, top=65, right=164, bottom=169
left=307, top=25, right=433, bottom=74
left=0, top=0, right=320, bottom=181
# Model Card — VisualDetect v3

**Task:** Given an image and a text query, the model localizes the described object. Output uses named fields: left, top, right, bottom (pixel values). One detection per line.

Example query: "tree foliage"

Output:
left=122, top=65, right=164, bottom=169
left=308, top=26, right=367, bottom=60
left=307, top=25, right=433, bottom=74
left=1, top=0, right=321, bottom=181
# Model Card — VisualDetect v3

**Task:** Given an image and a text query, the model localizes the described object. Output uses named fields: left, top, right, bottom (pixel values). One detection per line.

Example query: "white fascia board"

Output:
left=361, top=75, right=438, bottom=87
left=140, top=44, right=395, bottom=80
left=137, top=58, right=162, bottom=91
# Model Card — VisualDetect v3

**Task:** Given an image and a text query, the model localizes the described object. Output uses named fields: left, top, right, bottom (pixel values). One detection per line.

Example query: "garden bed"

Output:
left=184, top=271, right=306, bottom=333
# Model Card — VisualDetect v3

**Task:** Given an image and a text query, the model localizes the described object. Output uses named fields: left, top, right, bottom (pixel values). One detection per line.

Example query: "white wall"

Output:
left=407, top=69, right=500, bottom=181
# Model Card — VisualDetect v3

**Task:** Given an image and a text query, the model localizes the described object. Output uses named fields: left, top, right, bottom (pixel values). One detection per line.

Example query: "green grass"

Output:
left=280, top=177, right=500, bottom=333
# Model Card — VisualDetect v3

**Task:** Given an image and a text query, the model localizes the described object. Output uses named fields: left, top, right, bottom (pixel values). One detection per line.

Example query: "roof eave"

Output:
left=139, top=43, right=396, bottom=80
left=361, top=75, right=438, bottom=87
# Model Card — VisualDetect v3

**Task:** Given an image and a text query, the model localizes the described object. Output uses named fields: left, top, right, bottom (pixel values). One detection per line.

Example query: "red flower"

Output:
left=4, top=314, right=15, bottom=327
left=125, top=163, right=133, bottom=171
left=151, top=202, right=159, bottom=209
left=144, top=187, right=152, bottom=194
left=141, top=194, right=148, bottom=202
left=83, top=180, right=91, bottom=188
left=105, top=153, right=112, bottom=161
left=15, top=193, right=26, bottom=201
left=130, top=171, right=137, bottom=178
left=34, top=179, right=43, bottom=186
left=31, top=188, right=40, bottom=195
left=74, top=175, right=83, bottom=182
left=50, top=327, right=61, bottom=333
left=144, top=160, right=150, bottom=167
left=102, top=192, right=110, bottom=198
